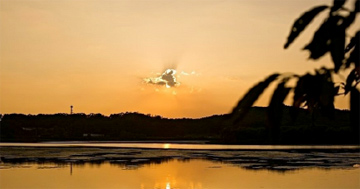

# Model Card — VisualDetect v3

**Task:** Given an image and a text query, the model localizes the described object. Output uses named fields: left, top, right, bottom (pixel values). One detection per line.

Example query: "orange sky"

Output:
left=1, top=0, right=359, bottom=118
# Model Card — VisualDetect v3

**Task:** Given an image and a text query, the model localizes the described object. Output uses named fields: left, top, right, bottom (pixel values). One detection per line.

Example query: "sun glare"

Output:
left=163, top=143, right=171, bottom=149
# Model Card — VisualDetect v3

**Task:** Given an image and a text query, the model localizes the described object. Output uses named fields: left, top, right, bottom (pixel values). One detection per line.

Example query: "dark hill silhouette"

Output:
left=0, top=106, right=357, bottom=144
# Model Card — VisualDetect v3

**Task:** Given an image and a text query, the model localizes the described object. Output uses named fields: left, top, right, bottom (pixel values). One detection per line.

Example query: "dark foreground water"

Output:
left=1, top=143, right=359, bottom=188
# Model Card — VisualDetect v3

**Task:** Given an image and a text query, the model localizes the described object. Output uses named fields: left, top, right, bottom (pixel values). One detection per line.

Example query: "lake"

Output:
left=1, top=142, right=359, bottom=188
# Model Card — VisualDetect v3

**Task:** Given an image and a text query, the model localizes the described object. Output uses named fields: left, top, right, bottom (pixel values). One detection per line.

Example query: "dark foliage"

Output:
left=231, top=0, right=359, bottom=143
left=230, top=74, right=279, bottom=124
left=267, top=79, right=292, bottom=141
left=345, top=31, right=359, bottom=53
left=292, top=68, right=337, bottom=117
left=350, top=88, right=360, bottom=136
left=284, top=5, right=328, bottom=49
left=222, top=106, right=356, bottom=144
left=331, top=0, right=346, bottom=12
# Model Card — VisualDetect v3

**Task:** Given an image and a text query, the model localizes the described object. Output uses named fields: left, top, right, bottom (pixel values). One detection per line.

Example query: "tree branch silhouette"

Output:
left=230, top=0, right=359, bottom=143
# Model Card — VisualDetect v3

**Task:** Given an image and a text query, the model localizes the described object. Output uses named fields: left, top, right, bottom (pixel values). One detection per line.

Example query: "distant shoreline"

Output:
left=39, top=140, right=210, bottom=144
left=1, top=107, right=358, bottom=144
left=1, top=142, right=359, bottom=151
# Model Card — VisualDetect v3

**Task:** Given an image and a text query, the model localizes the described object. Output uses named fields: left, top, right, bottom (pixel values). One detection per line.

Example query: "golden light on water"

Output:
left=163, top=144, right=171, bottom=149
left=166, top=182, right=171, bottom=189
left=1, top=160, right=359, bottom=188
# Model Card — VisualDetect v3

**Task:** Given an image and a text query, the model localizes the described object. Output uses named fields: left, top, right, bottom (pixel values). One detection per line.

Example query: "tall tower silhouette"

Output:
left=70, top=105, right=73, bottom=115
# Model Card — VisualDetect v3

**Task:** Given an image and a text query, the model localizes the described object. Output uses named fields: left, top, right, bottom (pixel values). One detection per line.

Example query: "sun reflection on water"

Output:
left=166, top=182, right=171, bottom=189
left=163, top=144, right=171, bottom=149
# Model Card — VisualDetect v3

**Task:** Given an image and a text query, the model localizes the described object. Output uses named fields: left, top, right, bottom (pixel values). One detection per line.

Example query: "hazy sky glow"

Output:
left=1, top=0, right=359, bottom=118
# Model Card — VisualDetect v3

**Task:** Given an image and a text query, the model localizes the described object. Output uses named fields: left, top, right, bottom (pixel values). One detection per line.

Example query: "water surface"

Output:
left=1, top=160, right=359, bottom=189
left=1, top=143, right=359, bottom=188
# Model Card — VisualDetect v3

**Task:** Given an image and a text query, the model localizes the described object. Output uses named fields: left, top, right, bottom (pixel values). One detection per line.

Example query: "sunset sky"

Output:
left=1, top=0, right=359, bottom=118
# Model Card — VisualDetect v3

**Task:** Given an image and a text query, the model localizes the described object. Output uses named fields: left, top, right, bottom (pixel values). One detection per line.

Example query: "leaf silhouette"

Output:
left=318, top=70, right=336, bottom=116
left=350, top=87, right=360, bottom=134
left=331, top=0, right=347, bottom=12
left=304, top=15, right=343, bottom=60
left=291, top=74, right=313, bottom=119
left=344, top=69, right=357, bottom=94
left=268, top=79, right=291, bottom=140
left=230, top=73, right=280, bottom=124
left=330, top=25, right=345, bottom=73
left=345, top=31, right=359, bottom=53
left=344, top=10, right=358, bottom=28
left=292, top=69, right=336, bottom=118
left=345, top=39, right=359, bottom=68
left=284, top=5, right=329, bottom=49
left=268, top=79, right=292, bottom=113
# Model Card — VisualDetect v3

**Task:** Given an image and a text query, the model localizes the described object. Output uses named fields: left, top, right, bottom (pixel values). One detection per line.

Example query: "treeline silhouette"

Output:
left=0, top=106, right=357, bottom=144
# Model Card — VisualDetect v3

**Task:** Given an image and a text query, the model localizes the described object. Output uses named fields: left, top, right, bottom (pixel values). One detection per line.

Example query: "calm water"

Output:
left=1, top=160, right=360, bottom=188
left=1, top=142, right=359, bottom=150
left=1, top=142, right=359, bottom=188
